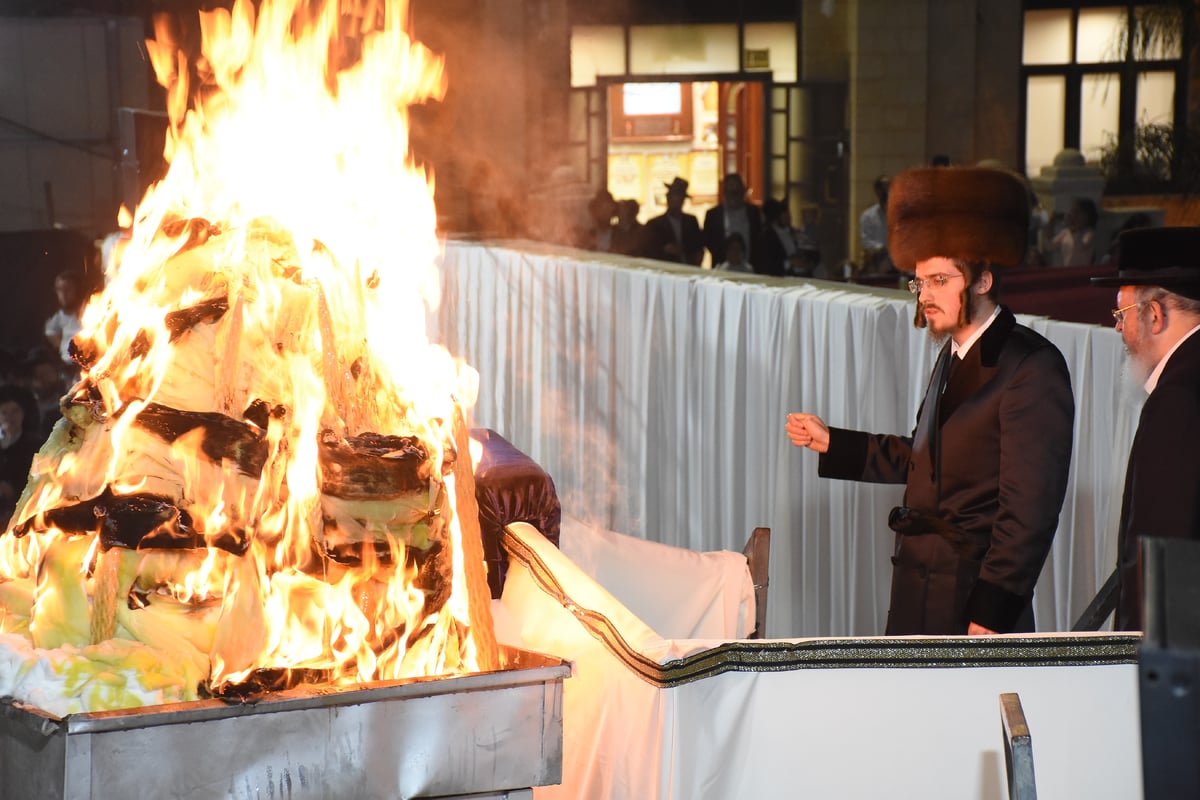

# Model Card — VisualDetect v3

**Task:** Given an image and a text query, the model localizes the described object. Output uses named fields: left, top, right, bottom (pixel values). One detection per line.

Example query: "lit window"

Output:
left=1133, top=5, right=1183, bottom=61
left=1137, top=71, right=1175, bottom=125
left=1081, top=74, right=1121, bottom=161
left=1021, top=3, right=1185, bottom=188
left=743, top=22, right=797, bottom=83
left=570, top=26, right=626, bottom=88
left=1026, top=76, right=1066, bottom=177
left=629, top=25, right=739, bottom=75
left=1076, top=7, right=1125, bottom=64
left=623, top=83, right=682, bottom=116
left=1023, top=10, right=1072, bottom=65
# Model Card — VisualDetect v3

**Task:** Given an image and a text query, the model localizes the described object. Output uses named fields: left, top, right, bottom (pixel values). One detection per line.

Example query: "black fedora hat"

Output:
left=1092, top=226, right=1200, bottom=301
left=664, top=177, right=691, bottom=197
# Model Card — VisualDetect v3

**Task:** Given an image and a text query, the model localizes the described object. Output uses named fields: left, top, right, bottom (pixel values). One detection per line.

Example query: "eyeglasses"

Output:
left=1112, top=302, right=1141, bottom=326
left=907, top=273, right=962, bottom=295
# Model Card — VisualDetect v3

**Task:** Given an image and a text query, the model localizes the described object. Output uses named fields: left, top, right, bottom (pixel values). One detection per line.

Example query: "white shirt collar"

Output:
left=1144, top=322, right=1200, bottom=394
left=951, top=305, right=1002, bottom=360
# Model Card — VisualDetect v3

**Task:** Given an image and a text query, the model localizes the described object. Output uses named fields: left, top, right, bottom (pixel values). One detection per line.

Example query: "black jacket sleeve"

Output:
left=818, top=427, right=912, bottom=485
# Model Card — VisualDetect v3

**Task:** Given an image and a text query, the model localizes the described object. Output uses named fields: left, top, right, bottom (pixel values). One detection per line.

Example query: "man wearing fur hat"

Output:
left=1092, top=226, right=1200, bottom=631
left=785, top=166, right=1075, bottom=635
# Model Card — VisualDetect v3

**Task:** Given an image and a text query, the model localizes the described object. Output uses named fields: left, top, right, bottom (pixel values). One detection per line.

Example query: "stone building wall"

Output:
left=843, top=0, right=1023, bottom=267
left=848, top=0, right=929, bottom=266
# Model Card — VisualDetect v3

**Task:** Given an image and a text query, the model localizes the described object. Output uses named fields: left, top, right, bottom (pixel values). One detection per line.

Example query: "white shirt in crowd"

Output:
left=45, top=310, right=81, bottom=365
left=724, top=205, right=751, bottom=259
left=859, top=204, right=888, bottom=252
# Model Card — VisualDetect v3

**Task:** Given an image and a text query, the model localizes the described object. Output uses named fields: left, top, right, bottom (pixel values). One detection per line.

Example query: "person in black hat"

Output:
left=785, top=166, right=1075, bottom=636
left=758, top=197, right=810, bottom=277
left=1092, top=226, right=1200, bottom=631
left=580, top=188, right=618, bottom=252
left=702, top=173, right=763, bottom=267
left=641, top=177, right=704, bottom=266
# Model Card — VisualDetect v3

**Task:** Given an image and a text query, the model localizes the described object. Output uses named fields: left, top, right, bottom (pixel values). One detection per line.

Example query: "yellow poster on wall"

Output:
left=607, top=154, right=645, bottom=205
left=688, top=150, right=720, bottom=202
left=646, top=153, right=689, bottom=212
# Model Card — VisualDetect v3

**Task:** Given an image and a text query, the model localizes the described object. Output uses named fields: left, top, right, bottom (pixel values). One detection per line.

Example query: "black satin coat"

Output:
left=641, top=212, right=704, bottom=266
left=818, top=308, right=1075, bottom=634
left=702, top=203, right=764, bottom=266
left=1115, top=330, right=1200, bottom=631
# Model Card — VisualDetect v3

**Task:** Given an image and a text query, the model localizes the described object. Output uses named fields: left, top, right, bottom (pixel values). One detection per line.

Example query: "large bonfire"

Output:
left=0, top=0, right=496, bottom=715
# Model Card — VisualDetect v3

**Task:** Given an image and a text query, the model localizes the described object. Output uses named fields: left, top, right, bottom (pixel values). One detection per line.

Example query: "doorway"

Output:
left=603, top=79, right=765, bottom=238
left=718, top=81, right=765, bottom=206
left=586, top=77, right=847, bottom=272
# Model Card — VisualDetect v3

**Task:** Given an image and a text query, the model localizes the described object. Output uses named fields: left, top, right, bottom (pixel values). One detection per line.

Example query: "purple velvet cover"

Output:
left=471, top=428, right=561, bottom=597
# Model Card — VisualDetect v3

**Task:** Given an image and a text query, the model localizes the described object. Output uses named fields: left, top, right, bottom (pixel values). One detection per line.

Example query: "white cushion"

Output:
left=557, top=514, right=755, bottom=640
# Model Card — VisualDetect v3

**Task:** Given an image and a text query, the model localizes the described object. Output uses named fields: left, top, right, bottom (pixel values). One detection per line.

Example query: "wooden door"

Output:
left=717, top=81, right=765, bottom=204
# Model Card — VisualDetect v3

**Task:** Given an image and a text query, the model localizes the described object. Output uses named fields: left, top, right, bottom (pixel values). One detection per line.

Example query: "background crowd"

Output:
left=465, top=151, right=1161, bottom=283
left=0, top=269, right=84, bottom=528
left=577, top=173, right=824, bottom=278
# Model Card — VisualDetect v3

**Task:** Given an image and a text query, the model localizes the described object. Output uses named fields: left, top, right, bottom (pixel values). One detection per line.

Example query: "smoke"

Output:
left=530, top=384, right=636, bottom=534
left=432, top=246, right=644, bottom=536
left=409, top=0, right=532, bottom=239
left=408, top=0, right=596, bottom=246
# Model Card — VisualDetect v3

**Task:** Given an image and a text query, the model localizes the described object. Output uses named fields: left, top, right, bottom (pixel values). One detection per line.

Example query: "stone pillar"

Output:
left=925, top=1, right=1021, bottom=170
left=925, top=0, right=976, bottom=165
left=802, top=0, right=849, bottom=82
left=847, top=0, right=928, bottom=265
left=972, top=1, right=1022, bottom=170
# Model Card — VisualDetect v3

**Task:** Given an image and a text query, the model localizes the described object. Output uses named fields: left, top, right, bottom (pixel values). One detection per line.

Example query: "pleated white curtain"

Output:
left=432, top=240, right=1138, bottom=637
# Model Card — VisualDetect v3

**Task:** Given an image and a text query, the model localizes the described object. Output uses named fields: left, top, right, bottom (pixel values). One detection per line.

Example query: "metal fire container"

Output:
left=0, top=646, right=568, bottom=800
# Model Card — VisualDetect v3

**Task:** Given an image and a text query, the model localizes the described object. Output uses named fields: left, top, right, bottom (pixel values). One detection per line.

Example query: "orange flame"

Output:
left=0, top=0, right=483, bottom=694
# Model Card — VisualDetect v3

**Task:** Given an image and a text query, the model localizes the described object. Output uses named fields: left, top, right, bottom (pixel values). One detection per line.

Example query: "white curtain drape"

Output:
left=432, top=240, right=1139, bottom=637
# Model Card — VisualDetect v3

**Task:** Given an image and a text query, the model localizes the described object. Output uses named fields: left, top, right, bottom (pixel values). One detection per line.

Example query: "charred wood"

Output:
left=318, top=431, right=431, bottom=499
left=132, top=403, right=434, bottom=498
left=158, top=217, right=222, bottom=256
left=9, top=488, right=250, bottom=555
left=165, top=296, right=230, bottom=342
left=135, top=402, right=270, bottom=477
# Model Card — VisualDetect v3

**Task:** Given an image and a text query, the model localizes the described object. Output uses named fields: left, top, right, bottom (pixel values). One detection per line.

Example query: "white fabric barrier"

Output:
left=558, top=514, right=755, bottom=640
left=498, top=522, right=1141, bottom=800
left=433, top=240, right=1140, bottom=637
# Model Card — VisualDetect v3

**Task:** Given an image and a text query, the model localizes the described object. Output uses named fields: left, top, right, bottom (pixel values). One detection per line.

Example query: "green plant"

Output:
left=1099, top=121, right=1200, bottom=193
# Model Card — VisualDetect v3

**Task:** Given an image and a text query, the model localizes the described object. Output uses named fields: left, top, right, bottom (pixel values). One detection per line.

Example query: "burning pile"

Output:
left=0, top=0, right=497, bottom=714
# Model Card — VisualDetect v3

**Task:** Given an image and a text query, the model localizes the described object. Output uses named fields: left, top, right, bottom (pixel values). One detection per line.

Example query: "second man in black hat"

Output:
left=1093, top=225, right=1200, bottom=631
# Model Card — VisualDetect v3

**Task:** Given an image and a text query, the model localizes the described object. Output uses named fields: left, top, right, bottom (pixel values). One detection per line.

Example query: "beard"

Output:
left=916, top=285, right=974, bottom=343
left=922, top=308, right=951, bottom=344
left=1123, top=325, right=1156, bottom=390
left=1118, top=357, right=1151, bottom=413
left=1124, top=352, right=1154, bottom=389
